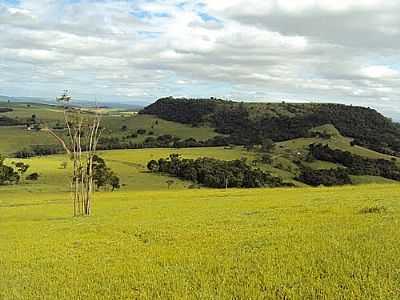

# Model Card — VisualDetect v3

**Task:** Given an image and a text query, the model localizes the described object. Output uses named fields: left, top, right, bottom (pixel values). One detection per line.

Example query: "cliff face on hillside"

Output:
left=141, top=97, right=400, bottom=156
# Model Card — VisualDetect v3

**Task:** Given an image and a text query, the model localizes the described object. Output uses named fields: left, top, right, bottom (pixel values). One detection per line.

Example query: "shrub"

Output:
left=26, top=173, right=40, bottom=181
left=359, top=206, right=387, bottom=214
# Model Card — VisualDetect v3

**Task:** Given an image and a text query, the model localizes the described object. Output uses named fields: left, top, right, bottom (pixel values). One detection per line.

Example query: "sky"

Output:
left=1, top=0, right=400, bottom=118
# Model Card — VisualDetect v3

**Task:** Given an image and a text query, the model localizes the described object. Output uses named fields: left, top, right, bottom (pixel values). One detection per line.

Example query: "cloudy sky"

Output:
left=1, top=0, right=400, bottom=118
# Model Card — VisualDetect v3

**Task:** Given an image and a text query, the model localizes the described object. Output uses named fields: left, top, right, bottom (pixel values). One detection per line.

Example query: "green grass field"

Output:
left=0, top=102, right=218, bottom=155
left=1, top=184, right=400, bottom=299
left=0, top=126, right=58, bottom=154
left=2, top=147, right=257, bottom=193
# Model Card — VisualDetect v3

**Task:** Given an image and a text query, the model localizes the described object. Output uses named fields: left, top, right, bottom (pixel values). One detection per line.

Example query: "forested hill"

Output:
left=141, top=97, right=400, bottom=156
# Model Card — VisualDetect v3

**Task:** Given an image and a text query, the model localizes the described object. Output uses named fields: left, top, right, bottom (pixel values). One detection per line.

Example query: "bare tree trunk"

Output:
left=46, top=93, right=102, bottom=217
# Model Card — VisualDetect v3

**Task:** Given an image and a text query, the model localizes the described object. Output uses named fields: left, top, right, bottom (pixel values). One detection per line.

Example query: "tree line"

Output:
left=147, top=154, right=292, bottom=188
left=97, top=134, right=230, bottom=151
left=309, top=144, right=400, bottom=180
left=297, top=167, right=352, bottom=187
left=292, top=143, right=400, bottom=187
left=13, top=135, right=231, bottom=158
left=14, top=144, right=63, bottom=158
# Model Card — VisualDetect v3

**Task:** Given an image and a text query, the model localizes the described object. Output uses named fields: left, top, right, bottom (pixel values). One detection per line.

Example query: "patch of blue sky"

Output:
left=63, top=0, right=82, bottom=4
left=365, top=56, right=400, bottom=70
left=137, top=31, right=162, bottom=39
left=131, top=9, right=170, bottom=20
left=176, top=1, right=187, bottom=9
left=0, top=0, right=19, bottom=5
left=198, top=12, right=218, bottom=22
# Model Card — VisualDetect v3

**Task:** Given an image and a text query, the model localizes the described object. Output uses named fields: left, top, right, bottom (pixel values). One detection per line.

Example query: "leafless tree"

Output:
left=44, top=91, right=103, bottom=216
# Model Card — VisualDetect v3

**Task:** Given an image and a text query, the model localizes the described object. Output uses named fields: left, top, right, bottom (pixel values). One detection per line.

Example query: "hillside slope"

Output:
left=141, top=97, right=400, bottom=155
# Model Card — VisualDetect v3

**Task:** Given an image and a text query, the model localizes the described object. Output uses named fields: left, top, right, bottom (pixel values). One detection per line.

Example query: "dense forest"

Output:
left=141, top=97, right=400, bottom=155
left=147, top=154, right=292, bottom=188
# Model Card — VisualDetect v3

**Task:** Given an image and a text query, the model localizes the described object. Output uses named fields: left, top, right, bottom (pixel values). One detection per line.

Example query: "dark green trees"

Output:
left=0, top=155, right=20, bottom=185
left=147, top=154, right=290, bottom=189
left=92, top=155, right=121, bottom=191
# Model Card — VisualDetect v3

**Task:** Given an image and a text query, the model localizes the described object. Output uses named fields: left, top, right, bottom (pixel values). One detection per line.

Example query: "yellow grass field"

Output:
left=1, top=146, right=399, bottom=299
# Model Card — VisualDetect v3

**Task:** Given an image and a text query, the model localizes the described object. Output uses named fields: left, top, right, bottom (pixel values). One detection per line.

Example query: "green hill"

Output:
left=141, top=97, right=400, bottom=156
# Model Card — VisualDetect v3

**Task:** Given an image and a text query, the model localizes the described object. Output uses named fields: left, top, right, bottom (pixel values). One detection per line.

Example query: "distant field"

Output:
left=3, top=142, right=399, bottom=193
left=0, top=102, right=217, bottom=155
left=0, top=126, right=58, bottom=154
left=3, top=147, right=257, bottom=193
left=0, top=102, right=64, bottom=121
left=1, top=184, right=399, bottom=299
left=101, top=114, right=218, bottom=142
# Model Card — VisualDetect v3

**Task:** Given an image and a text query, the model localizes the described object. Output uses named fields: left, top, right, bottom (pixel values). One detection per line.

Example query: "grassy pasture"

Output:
left=101, top=114, right=218, bottom=142
left=3, top=147, right=256, bottom=193
left=4, top=142, right=399, bottom=194
left=1, top=184, right=399, bottom=299
left=0, top=102, right=218, bottom=155
left=0, top=126, right=57, bottom=154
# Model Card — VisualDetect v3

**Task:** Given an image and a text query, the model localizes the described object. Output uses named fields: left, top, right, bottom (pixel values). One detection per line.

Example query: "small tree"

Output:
left=26, top=172, right=40, bottom=181
left=109, top=175, right=120, bottom=191
left=261, top=139, right=275, bottom=153
left=0, top=155, right=20, bottom=185
left=92, top=155, right=120, bottom=192
left=166, top=179, right=174, bottom=189
left=14, top=162, right=30, bottom=182
left=92, top=155, right=108, bottom=190
left=147, top=160, right=159, bottom=172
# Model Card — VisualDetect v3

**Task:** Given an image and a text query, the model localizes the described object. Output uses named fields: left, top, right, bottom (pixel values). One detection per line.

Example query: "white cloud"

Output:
left=360, top=66, right=399, bottom=79
left=0, top=0, right=399, bottom=119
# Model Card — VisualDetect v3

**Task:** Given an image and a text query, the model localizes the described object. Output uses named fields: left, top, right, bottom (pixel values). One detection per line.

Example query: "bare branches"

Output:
left=46, top=91, right=103, bottom=217
left=43, top=127, right=71, bottom=156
